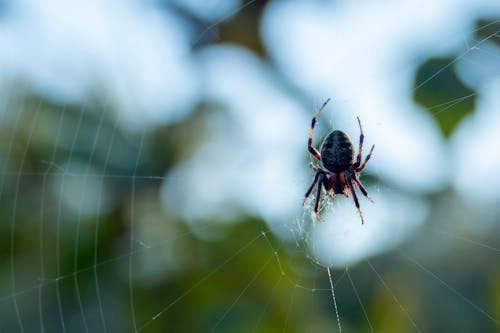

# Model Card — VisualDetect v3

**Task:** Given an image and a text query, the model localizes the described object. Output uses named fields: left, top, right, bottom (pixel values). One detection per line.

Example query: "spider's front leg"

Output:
left=345, top=171, right=365, bottom=224
left=313, top=173, right=326, bottom=220
left=351, top=172, right=375, bottom=203
left=303, top=168, right=322, bottom=206
left=323, top=171, right=335, bottom=198
left=303, top=168, right=330, bottom=220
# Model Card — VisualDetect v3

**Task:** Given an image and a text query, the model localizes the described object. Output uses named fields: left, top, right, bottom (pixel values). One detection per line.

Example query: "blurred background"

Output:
left=1, top=0, right=500, bottom=332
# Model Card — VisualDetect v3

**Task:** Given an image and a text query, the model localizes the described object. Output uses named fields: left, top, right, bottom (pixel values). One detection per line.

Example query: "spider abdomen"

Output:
left=320, top=130, right=355, bottom=172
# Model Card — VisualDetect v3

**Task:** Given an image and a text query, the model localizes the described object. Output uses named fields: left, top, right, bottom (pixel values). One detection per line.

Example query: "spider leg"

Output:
left=351, top=173, right=375, bottom=203
left=346, top=172, right=365, bottom=224
left=353, top=116, right=364, bottom=168
left=303, top=168, right=323, bottom=206
left=355, top=144, right=375, bottom=172
left=322, top=172, right=334, bottom=197
left=338, top=172, right=349, bottom=197
left=313, top=173, right=325, bottom=220
left=307, top=98, right=331, bottom=161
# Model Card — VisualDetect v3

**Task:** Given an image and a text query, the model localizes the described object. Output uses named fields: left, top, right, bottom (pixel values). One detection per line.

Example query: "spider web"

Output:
left=1, top=0, right=500, bottom=332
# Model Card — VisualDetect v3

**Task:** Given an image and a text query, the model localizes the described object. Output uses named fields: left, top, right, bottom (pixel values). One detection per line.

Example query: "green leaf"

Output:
left=413, top=57, right=476, bottom=138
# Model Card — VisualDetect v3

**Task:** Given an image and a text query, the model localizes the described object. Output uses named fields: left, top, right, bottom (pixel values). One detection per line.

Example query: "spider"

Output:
left=303, top=98, right=375, bottom=223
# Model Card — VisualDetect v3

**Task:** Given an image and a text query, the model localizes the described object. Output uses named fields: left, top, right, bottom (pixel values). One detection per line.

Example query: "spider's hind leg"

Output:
left=307, top=98, right=331, bottom=161
left=353, top=116, right=365, bottom=168
left=355, top=144, right=375, bottom=172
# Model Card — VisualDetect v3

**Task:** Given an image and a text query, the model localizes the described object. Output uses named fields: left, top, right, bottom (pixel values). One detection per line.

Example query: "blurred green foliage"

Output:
left=413, top=57, right=475, bottom=138
left=476, top=19, right=500, bottom=47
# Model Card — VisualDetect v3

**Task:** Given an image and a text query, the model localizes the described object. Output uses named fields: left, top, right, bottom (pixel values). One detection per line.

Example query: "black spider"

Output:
left=303, top=98, right=375, bottom=223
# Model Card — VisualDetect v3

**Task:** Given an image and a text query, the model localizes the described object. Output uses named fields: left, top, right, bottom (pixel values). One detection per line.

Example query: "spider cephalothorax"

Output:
left=303, top=98, right=375, bottom=223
